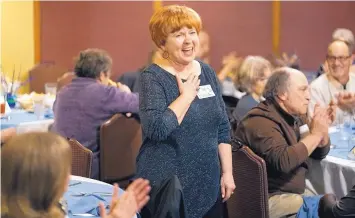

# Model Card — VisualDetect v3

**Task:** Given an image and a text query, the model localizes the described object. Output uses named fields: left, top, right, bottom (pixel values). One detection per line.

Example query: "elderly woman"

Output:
left=1, top=132, right=150, bottom=218
left=52, top=48, right=139, bottom=180
left=232, top=56, right=272, bottom=122
left=136, top=5, right=235, bottom=217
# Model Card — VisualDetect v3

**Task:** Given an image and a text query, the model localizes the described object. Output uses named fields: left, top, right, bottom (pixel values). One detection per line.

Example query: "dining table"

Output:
left=66, top=175, right=138, bottom=218
left=1, top=108, right=54, bottom=132
left=306, top=127, right=355, bottom=198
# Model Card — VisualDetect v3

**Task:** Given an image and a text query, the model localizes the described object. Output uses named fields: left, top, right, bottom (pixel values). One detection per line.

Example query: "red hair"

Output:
left=149, top=5, right=202, bottom=48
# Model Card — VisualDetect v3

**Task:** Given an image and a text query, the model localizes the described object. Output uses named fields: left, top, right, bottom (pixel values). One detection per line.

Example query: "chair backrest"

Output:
left=226, top=141, right=269, bottom=218
left=29, top=63, right=67, bottom=93
left=68, top=138, right=93, bottom=178
left=57, top=72, right=76, bottom=91
left=100, top=114, right=142, bottom=183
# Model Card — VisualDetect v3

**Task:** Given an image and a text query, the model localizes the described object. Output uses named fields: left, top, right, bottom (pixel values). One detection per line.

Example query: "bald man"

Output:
left=309, top=40, right=355, bottom=124
left=235, top=67, right=333, bottom=218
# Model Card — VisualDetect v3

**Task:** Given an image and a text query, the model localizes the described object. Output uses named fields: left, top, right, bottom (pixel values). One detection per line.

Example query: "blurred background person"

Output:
left=232, top=56, right=272, bottom=122
left=272, top=52, right=300, bottom=70
left=332, top=28, right=355, bottom=74
left=2, top=132, right=72, bottom=218
left=316, top=28, right=355, bottom=78
left=52, top=48, right=139, bottom=179
left=309, top=40, right=355, bottom=124
left=117, top=49, right=164, bottom=93
left=218, top=52, right=245, bottom=99
left=196, top=29, right=210, bottom=64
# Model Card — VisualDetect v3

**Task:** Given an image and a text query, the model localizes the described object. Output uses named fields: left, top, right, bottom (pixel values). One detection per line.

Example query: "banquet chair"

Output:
left=226, top=139, right=269, bottom=218
left=29, top=62, right=67, bottom=93
left=100, top=113, right=142, bottom=184
left=68, top=138, right=93, bottom=178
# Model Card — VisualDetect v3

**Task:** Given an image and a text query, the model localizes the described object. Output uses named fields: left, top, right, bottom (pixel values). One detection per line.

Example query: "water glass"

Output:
left=45, top=83, right=57, bottom=95
left=33, top=102, right=45, bottom=120
left=351, top=111, right=355, bottom=134
left=348, top=134, right=355, bottom=160
left=338, top=113, right=352, bottom=141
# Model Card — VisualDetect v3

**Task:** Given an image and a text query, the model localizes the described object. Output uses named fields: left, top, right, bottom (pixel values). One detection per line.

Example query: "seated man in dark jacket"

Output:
left=235, top=67, right=335, bottom=218
left=319, top=185, right=355, bottom=218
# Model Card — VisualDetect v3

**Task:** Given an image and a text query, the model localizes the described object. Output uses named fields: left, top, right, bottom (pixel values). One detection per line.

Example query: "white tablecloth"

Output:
left=306, top=156, right=355, bottom=198
left=306, top=127, right=355, bottom=198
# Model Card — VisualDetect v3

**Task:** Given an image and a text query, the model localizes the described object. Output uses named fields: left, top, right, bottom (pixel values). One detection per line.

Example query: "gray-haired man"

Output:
left=235, top=67, right=335, bottom=218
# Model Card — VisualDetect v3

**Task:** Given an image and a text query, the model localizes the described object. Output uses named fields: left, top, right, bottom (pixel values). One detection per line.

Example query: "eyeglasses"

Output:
left=326, top=55, right=351, bottom=63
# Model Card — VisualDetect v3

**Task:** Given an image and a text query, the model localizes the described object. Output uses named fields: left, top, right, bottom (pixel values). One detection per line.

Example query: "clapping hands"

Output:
left=311, top=103, right=335, bottom=146
left=336, top=91, right=355, bottom=112
left=100, top=178, right=151, bottom=218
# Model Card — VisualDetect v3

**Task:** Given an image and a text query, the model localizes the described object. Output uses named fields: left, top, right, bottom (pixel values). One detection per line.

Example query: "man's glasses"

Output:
left=326, top=55, right=351, bottom=63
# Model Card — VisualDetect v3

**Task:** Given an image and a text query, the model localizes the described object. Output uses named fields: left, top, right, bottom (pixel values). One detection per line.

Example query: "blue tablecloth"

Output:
left=64, top=179, right=124, bottom=218
left=1, top=109, right=53, bottom=130
left=328, top=129, right=354, bottom=160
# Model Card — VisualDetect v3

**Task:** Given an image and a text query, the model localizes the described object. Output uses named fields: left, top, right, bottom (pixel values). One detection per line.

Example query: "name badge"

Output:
left=197, top=85, right=215, bottom=99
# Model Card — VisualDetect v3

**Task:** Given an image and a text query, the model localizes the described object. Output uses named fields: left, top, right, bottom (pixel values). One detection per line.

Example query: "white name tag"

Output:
left=197, top=85, right=215, bottom=99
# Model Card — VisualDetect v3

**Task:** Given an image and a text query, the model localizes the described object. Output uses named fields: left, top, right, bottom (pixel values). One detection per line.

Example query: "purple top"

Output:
left=52, top=77, right=139, bottom=179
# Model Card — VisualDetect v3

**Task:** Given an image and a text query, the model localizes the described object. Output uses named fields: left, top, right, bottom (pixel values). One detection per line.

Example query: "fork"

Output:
left=71, top=192, right=112, bottom=197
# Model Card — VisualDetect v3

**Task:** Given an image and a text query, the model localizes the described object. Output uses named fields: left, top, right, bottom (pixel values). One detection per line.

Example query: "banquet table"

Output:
left=306, top=127, right=355, bottom=198
left=0, top=109, right=54, bottom=132
left=66, top=175, right=138, bottom=218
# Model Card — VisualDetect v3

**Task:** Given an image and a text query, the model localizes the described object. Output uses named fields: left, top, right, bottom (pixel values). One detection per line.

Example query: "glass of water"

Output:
left=348, top=133, right=355, bottom=160
left=45, top=83, right=57, bottom=96
left=339, top=112, right=352, bottom=141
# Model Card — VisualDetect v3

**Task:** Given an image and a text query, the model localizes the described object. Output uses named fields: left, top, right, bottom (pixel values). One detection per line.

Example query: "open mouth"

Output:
left=182, top=48, right=194, bottom=56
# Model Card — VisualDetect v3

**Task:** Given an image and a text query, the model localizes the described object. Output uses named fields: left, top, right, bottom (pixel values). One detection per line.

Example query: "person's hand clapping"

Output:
left=311, top=104, right=331, bottom=146
left=99, top=179, right=151, bottom=218
left=336, top=92, right=355, bottom=112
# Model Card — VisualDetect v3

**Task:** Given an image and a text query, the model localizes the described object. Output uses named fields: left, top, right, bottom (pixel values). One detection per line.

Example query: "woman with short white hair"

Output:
left=232, top=56, right=272, bottom=121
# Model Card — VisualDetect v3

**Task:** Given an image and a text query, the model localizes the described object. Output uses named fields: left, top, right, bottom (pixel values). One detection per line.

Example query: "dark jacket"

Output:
left=117, top=72, right=140, bottom=93
left=140, top=175, right=187, bottom=218
left=319, top=185, right=355, bottom=218
left=235, top=98, right=330, bottom=196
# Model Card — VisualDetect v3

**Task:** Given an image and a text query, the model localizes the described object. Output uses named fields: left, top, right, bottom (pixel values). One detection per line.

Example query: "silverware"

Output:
left=69, top=181, right=82, bottom=187
left=72, top=214, right=95, bottom=217
left=71, top=192, right=112, bottom=197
